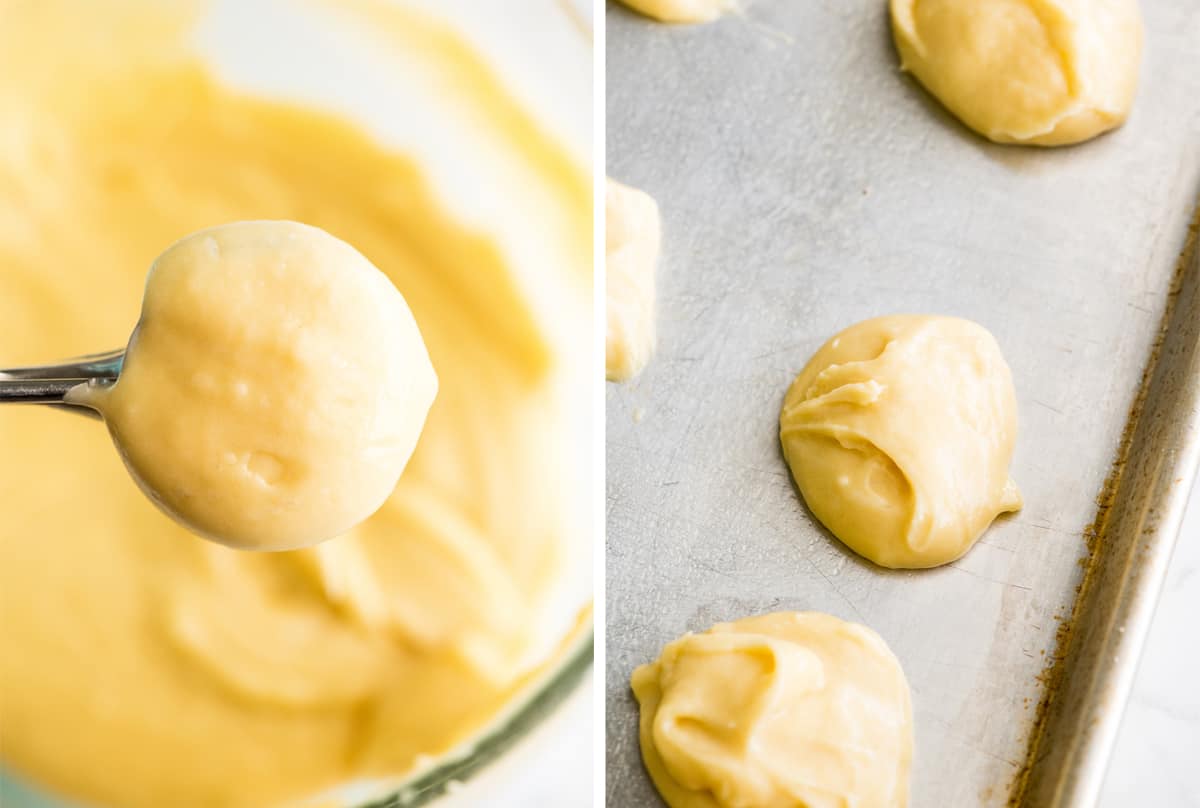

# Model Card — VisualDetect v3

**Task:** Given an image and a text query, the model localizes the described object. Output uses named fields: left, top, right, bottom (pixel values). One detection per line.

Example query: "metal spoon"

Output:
left=0, top=349, right=124, bottom=412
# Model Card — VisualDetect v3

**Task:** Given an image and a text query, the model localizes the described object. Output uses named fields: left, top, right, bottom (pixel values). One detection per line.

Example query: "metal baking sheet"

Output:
left=604, top=2, right=1200, bottom=805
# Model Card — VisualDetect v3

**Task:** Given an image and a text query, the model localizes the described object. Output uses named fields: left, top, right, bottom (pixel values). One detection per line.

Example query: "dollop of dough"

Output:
left=780, top=315, right=1021, bottom=569
left=617, top=0, right=735, bottom=24
left=75, top=221, right=437, bottom=551
left=890, top=0, right=1143, bottom=145
left=632, top=612, right=912, bottom=808
left=606, top=178, right=661, bottom=381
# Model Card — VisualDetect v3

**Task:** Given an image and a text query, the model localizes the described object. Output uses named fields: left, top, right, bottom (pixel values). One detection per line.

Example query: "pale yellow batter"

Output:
left=0, top=3, right=589, bottom=807
left=890, top=0, right=1143, bottom=145
left=617, top=0, right=736, bottom=24
left=606, top=178, right=661, bottom=382
left=780, top=315, right=1022, bottom=569
left=632, top=612, right=913, bottom=808
left=72, top=221, right=437, bottom=551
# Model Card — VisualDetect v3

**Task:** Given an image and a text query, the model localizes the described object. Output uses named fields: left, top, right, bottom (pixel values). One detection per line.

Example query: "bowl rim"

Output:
left=359, top=628, right=594, bottom=808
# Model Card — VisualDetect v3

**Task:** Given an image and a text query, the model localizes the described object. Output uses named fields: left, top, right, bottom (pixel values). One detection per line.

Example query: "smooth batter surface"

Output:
left=632, top=612, right=913, bottom=808
left=606, top=178, right=661, bottom=382
left=617, top=0, right=735, bottom=24
left=780, top=315, right=1022, bottom=569
left=73, top=221, right=437, bottom=551
left=890, top=0, right=1143, bottom=145
left=0, top=4, right=588, bottom=807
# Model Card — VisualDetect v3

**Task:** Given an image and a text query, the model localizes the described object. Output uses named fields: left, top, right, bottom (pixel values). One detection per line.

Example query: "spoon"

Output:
left=0, top=349, right=124, bottom=411
left=0, top=220, right=437, bottom=552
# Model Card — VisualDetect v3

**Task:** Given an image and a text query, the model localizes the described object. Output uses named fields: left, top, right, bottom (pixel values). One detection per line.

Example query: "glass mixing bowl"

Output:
left=1, top=631, right=592, bottom=808
left=0, top=1, right=593, bottom=805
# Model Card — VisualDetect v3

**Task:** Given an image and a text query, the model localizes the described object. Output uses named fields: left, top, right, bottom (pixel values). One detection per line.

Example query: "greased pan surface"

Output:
left=604, top=2, right=1200, bottom=805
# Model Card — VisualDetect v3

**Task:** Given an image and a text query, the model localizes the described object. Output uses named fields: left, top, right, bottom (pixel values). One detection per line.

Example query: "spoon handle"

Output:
left=0, top=349, right=123, bottom=407
left=0, top=378, right=86, bottom=404
left=0, top=348, right=124, bottom=380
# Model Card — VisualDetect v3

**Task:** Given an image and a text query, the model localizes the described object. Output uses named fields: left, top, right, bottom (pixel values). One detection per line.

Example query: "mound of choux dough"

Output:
left=617, top=0, right=734, bottom=24
left=890, top=0, right=1143, bottom=145
left=606, top=178, right=662, bottom=381
left=79, top=221, right=437, bottom=552
left=632, top=612, right=913, bottom=808
left=780, top=315, right=1022, bottom=569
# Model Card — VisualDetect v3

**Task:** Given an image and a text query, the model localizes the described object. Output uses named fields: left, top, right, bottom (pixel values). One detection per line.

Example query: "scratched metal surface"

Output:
left=604, top=1, right=1200, bottom=806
